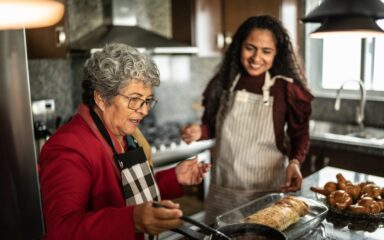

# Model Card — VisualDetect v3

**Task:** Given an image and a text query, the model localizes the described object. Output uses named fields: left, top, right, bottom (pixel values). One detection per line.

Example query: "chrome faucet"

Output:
left=334, top=80, right=366, bottom=128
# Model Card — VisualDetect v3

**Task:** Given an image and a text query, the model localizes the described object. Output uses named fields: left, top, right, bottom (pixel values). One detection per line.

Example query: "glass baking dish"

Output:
left=216, top=193, right=328, bottom=239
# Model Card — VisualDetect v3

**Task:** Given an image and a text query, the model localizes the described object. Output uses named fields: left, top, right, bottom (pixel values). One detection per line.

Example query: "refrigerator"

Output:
left=0, top=29, right=45, bottom=239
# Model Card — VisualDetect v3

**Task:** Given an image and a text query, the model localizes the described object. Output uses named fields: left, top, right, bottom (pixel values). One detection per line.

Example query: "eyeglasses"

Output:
left=118, top=94, right=158, bottom=110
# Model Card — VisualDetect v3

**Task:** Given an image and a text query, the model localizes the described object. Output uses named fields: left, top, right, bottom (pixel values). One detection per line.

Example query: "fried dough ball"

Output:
left=349, top=197, right=381, bottom=214
left=310, top=181, right=337, bottom=196
left=359, top=181, right=374, bottom=189
left=336, top=174, right=361, bottom=201
left=327, top=190, right=352, bottom=211
left=361, top=183, right=381, bottom=199
left=376, top=199, right=384, bottom=212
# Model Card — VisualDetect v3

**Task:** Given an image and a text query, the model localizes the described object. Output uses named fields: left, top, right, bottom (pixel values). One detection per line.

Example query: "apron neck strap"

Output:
left=89, top=107, right=119, bottom=155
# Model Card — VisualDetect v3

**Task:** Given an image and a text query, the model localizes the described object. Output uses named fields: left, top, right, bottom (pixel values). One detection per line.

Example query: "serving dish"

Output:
left=216, top=193, right=328, bottom=239
left=315, top=193, right=384, bottom=220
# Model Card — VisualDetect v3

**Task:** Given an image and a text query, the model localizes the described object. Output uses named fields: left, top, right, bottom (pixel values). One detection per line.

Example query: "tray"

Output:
left=315, top=193, right=384, bottom=220
left=216, top=193, right=328, bottom=239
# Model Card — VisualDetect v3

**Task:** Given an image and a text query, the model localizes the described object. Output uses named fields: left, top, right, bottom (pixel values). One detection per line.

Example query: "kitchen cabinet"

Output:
left=26, top=0, right=68, bottom=59
left=303, top=144, right=384, bottom=177
left=172, top=0, right=282, bottom=56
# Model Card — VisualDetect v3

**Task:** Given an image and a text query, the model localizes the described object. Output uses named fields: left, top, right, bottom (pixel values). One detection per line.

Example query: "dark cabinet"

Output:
left=302, top=144, right=384, bottom=177
left=26, top=0, right=68, bottom=59
left=172, top=0, right=282, bottom=56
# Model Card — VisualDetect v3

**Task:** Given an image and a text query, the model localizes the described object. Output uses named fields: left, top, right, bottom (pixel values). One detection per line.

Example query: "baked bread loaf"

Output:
left=244, top=196, right=309, bottom=231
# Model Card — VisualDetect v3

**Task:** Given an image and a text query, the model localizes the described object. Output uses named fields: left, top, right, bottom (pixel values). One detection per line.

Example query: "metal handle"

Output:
left=224, top=32, right=232, bottom=46
left=216, top=32, right=225, bottom=49
left=55, top=26, right=66, bottom=47
left=152, top=202, right=230, bottom=240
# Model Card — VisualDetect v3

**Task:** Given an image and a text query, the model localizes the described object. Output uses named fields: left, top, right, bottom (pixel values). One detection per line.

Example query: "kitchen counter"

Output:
left=164, top=166, right=384, bottom=240
left=310, top=120, right=384, bottom=157
left=307, top=120, right=384, bottom=176
left=152, top=139, right=215, bottom=168
left=298, top=166, right=384, bottom=239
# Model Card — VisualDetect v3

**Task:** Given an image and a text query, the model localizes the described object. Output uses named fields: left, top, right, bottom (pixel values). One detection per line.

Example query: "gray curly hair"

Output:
left=82, top=43, right=160, bottom=106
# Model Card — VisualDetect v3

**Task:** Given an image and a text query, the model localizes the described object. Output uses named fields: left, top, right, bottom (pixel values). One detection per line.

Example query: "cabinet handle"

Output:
left=55, top=26, right=66, bottom=47
left=224, top=32, right=232, bottom=46
left=216, top=32, right=225, bottom=49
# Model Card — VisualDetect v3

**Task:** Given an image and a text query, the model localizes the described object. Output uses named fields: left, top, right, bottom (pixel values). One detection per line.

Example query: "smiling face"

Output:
left=240, top=29, right=277, bottom=77
left=95, top=80, right=153, bottom=138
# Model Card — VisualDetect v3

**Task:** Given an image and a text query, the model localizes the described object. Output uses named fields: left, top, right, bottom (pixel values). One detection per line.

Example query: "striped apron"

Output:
left=205, top=74, right=288, bottom=224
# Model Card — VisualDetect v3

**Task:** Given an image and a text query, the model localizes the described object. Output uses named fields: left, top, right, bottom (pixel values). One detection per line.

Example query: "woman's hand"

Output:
left=133, top=200, right=183, bottom=235
left=175, top=157, right=211, bottom=185
left=281, top=159, right=302, bottom=192
left=180, top=124, right=202, bottom=144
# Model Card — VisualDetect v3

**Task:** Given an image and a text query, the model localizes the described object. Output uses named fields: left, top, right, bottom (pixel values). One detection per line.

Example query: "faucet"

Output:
left=334, top=80, right=366, bottom=129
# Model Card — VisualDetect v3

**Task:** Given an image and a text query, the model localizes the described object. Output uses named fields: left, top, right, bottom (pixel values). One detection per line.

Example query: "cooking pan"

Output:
left=153, top=202, right=287, bottom=240
left=173, top=220, right=287, bottom=240
left=214, top=223, right=287, bottom=240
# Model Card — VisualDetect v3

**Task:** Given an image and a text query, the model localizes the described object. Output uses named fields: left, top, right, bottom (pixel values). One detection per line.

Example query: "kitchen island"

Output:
left=160, top=166, right=384, bottom=240
left=298, top=166, right=384, bottom=239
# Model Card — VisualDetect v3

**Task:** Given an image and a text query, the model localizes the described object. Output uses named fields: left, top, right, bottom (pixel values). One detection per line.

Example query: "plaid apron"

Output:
left=90, top=109, right=160, bottom=205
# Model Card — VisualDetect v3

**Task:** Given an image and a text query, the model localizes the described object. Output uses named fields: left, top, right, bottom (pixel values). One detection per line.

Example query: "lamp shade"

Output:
left=0, top=0, right=64, bottom=29
left=301, top=0, right=384, bottom=38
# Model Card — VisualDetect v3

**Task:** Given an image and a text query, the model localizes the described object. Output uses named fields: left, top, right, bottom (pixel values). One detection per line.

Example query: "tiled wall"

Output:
left=311, top=97, right=384, bottom=128
left=28, top=0, right=384, bottom=130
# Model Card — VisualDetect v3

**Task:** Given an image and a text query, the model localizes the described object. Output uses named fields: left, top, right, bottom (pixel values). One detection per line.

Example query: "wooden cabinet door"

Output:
left=222, top=0, right=281, bottom=49
left=172, top=0, right=282, bottom=56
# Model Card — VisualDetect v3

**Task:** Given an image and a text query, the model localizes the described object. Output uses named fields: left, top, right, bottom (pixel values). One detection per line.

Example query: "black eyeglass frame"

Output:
left=118, top=94, right=158, bottom=110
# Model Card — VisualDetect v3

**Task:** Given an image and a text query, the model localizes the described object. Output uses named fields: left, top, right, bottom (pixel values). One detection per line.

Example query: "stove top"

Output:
left=140, top=122, right=183, bottom=151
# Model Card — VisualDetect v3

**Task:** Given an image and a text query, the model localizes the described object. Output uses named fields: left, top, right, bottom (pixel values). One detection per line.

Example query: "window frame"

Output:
left=303, top=0, right=384, bottom=101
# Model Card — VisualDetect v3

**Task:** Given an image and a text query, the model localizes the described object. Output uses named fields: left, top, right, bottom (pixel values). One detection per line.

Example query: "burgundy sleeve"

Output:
left=39, top=146, right=137, bottom=240
left=200, top=124, right=213, bottom=140
left=286, top=84, right=314, bottom=163
left=155, top=167, right=184, bottom=199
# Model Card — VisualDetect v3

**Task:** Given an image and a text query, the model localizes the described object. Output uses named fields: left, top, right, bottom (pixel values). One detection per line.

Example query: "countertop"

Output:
left=309, top=120, right=384, bottom=156
left=152, top=139, right=215, bottom=168
left=162, top=167, right=384, bottom=240
left=298, top=166, right=384, bottom=239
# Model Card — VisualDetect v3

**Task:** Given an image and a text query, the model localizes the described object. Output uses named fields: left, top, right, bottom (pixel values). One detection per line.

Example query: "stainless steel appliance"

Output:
left=0, top=30, right=45, bottom=239
left=71, top=0, right=198, bottom=54
left=32, top=99, right=55, bottom=153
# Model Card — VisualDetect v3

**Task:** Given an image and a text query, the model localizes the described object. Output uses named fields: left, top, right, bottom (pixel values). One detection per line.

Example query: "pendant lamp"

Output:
left=0, top=0, right=64, bottom=29
left=301, top=0, right=384, bottom=38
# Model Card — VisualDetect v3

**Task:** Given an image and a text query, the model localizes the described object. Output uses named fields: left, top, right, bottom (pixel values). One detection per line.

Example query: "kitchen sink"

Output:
left=309, top=120, right=384, bottom=146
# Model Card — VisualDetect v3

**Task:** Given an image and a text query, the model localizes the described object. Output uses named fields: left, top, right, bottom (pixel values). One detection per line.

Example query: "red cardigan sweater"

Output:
left=39, top=105, right=184, bottom=240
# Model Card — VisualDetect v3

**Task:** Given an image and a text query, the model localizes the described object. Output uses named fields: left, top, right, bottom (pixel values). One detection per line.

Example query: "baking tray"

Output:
left=216, top=193, right=328, bottom=239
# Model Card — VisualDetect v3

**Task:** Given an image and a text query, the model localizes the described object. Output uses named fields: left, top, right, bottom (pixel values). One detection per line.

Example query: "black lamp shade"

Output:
left=301, top=0, right=384, bottom=38
left=301, top=0, right=384, bottom=22
left=311, top=16, right=384, bottom=38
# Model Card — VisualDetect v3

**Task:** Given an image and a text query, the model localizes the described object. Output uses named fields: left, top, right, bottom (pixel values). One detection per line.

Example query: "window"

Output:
left=304, top=0, right=384, bottom=99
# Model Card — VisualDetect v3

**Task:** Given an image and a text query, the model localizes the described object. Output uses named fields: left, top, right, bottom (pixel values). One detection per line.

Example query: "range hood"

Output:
left=70, top=0, right=198, bottom=54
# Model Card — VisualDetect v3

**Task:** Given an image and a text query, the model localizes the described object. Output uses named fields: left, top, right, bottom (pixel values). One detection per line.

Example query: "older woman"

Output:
left=39, top=43, right=210, bottom=240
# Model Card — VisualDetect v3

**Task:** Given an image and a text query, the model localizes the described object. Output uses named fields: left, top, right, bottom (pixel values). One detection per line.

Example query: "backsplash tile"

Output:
left=28, top=59, right=74, bottom=124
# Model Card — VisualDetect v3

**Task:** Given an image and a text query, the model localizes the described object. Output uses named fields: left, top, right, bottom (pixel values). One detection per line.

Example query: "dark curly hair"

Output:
left=202, top=15, right=308, bottom=133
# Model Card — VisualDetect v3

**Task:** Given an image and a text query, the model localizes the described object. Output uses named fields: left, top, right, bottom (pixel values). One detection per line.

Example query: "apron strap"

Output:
left=89, top=108, right=123, bottom=169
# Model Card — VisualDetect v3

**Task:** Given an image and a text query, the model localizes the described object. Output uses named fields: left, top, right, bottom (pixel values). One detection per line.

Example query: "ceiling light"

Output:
left=0, top=0, right=64, bottom=29
left=301, top=0, right=384, bottom=38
